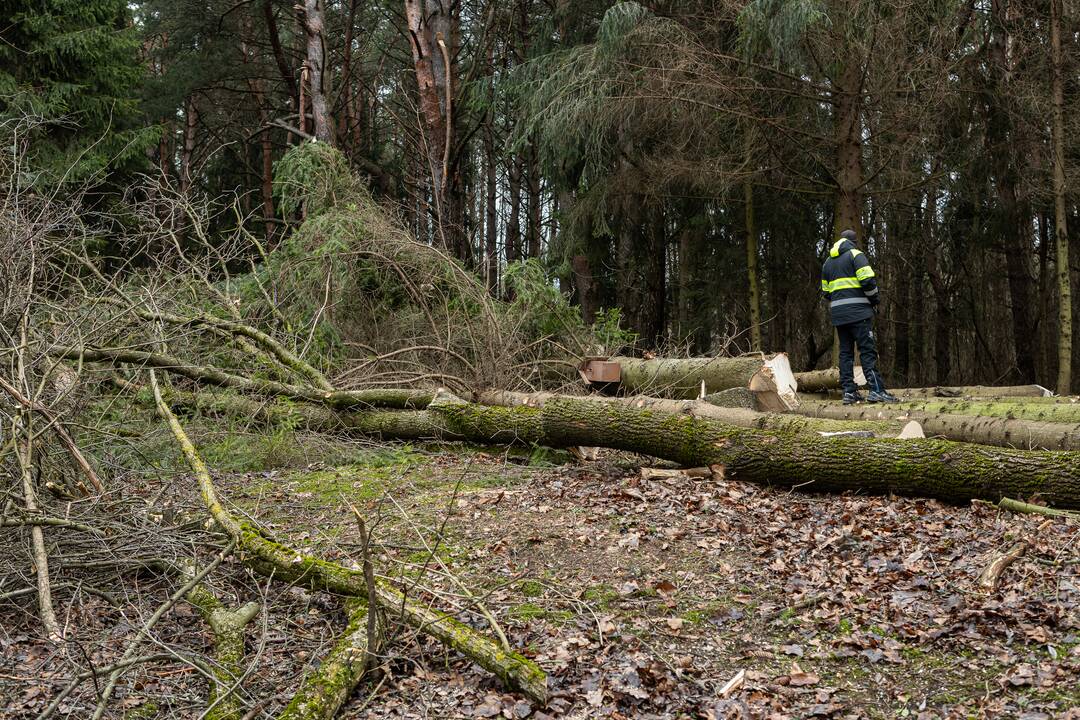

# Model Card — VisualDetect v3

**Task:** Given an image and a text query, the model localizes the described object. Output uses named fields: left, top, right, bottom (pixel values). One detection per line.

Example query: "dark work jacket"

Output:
left=820, top=238, right=879, bottom=326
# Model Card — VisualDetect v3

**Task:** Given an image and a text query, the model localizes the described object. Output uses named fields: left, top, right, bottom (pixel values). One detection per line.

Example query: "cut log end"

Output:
left=752, top=353, right=799, bottom=412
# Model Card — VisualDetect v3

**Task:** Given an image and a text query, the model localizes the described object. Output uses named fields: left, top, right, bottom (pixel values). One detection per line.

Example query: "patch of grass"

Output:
left=509, top=602, right=573, bottom=623
left=583, top=584, right=619, bottom=610
left=682, top=601, right=730, bottom=625
left=519, top=579, right=544, bottom=598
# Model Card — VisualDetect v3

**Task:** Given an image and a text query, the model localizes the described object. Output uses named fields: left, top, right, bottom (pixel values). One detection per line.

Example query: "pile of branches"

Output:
left=1, top=128, right=550, bottom=717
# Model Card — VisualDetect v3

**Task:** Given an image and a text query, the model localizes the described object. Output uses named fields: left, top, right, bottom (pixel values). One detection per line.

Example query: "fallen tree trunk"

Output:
left=149, top=374, right=547, bottom=704
left=424, top=393, right=1080, bottom=509
left=151, top=385, right=1080, bottom=508
left=794, top=367, right=866, bottom=393
left=612, top=354, right=798, bottom=410
left=881, top=399, right=1080, bottom=425
left=180, top=565, right=261, bottom=720
left=793, top=400, right=1080, bottom=451
left=475, top=390, right=899, bottom=436
left=154, top=387, right=457, bottom=440
left=820, top=385, right=1053, bottom=400
left=278, top=600, right=375, bottom=720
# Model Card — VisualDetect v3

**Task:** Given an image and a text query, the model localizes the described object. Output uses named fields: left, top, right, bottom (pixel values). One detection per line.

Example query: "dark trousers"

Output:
left=837, top=318, right=886, bottom=394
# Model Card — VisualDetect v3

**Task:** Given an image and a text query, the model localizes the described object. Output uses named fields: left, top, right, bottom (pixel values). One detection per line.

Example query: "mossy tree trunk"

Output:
left=795, top=399, right=1080, bottom=451
left=278, top=600, right=375, bottom=720
left=429, top=393, right=1080, bottom=509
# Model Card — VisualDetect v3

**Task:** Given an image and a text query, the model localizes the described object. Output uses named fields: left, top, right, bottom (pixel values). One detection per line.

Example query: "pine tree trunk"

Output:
left=987, top=0, right=1038, bottom=383
left=832, top=61, right=863, bottom=237
left=1051, top=0, right=1072, bottom=394
left=745, top=181, right=762, bottom=352
left=263, top=0, right=300, bottom=114
left=302, top=0, right=333, bottom=143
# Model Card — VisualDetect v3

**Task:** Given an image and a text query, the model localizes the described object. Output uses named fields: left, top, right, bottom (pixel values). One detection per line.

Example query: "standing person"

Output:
left=820, top=229, right=900, bottom=404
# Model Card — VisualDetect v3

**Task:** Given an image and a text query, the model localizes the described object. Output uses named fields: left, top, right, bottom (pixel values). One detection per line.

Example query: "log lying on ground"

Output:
left=423, top=392, right=1080, bottom=509
left=475, top=390, right=899, bottom=436
left=794, top=399, right=1080, bottom=451
left=820, top=384, right=1053, bottom=400
left=794, top=367, right=866, bottom=393
left=153, top=384, right=1080, bottom=508
left=881, top=399, right=1080, bottom=424
left=612, top=354, right=798, bottom=410
left=278, top=600, right=376, bottom=720
left=153, top=387, right=457, bottom=440
left=149, top=374, right=547, bottom=704
left=180, top=565, right=261, bottom=720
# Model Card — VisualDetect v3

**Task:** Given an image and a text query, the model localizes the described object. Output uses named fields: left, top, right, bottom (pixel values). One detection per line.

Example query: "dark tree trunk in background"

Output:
left=507, top=156, right=522, bottom=266
left=986, top=0, right=1038, bottom=383
left=642, top=204, right=667, bottom=347
left=832, top=61, right=863, bottom=237
left=526, top=143, right=542, bottom=259
left=1051, top=0, right=1072, bottom=394
left=180, top=96, right=198, bottom=194
left=484, top=121, right=498, bottom=293
left=572, top=255, right=597, bottom=325
left=263, top=0, right=300, bottom=119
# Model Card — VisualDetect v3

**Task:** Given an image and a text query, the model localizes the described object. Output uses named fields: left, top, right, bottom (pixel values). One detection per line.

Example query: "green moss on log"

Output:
left=428, top=396, right=1080, bottom=509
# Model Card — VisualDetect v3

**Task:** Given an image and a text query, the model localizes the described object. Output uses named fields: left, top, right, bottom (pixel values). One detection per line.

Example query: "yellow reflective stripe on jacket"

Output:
left=830, top=240, right=844, bottom=257
left=855, top=265, right=875, bottom=281
left=849, top=248, right=863, bottom=258
left=824, top=277, right=862, bottom=292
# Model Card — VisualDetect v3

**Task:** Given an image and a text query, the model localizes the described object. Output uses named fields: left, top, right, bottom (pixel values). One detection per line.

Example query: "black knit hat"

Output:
left=840, top=229, right=857, bottom=242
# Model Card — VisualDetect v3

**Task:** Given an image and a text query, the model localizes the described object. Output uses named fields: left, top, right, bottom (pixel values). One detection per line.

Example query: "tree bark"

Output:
left=302, top=0, right=333, bottom=143
left=794, top=399, right=1080, bottom=451
left=613, top=354, right=798, bottom=409
left=277, top=600, right=375, bottom=720
left=571, top=255, right=596, bottom=324
left=181, top=96, right=198, bottom=194
left=476, top=390, right=897, bottom=436
left=888, top=385, right=1051, bottom=399
left=180, top=565, right=260, bottom=720
left=263, top=0, right=300, bottom=111
left=794, top=367, right=866, bottom=393
left=832, top=61, right=863, bottom=237
left=745, top=180, right=762, bottom=352
left=987, top=0, right=1038, bottom=383
left=404, top=0, right=460, bottom=256
left=483, top=51, right=498, bottom=293
left=428, top=393, right=1080, bottom=509
left=1051, top=0, right=1072, bottom=394
left=858, top=398, right=1080, bottom=426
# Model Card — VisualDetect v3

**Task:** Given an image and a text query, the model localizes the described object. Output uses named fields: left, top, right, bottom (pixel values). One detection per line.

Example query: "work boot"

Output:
left=867, top=390, right=900, bottom=404
left=842, top=391, right=864, bottom=405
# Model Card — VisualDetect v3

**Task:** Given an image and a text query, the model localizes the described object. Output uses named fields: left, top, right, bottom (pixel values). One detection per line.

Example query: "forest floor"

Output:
left=4, top=427, right=1080, bottom=719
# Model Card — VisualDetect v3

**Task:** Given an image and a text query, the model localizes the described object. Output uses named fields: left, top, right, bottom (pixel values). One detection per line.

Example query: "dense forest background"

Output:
left=3, top=0, right=1079, bottom=391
